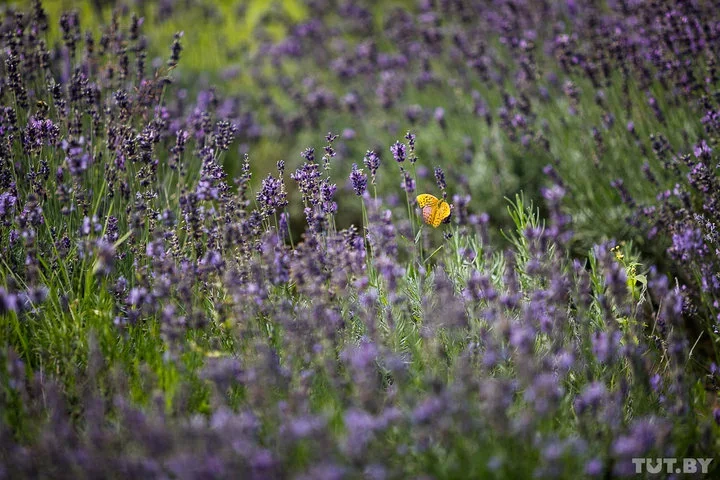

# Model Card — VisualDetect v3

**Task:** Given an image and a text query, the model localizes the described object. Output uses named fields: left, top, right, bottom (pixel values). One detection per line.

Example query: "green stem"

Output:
left=423, top=244, right=444, bottom=264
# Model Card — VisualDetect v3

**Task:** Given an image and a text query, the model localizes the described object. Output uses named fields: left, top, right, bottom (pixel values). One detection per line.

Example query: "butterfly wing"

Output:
left=422, top=205, right=436, bottom=225
left=431, top=201, right=451, bottom=227
left=416, top=194, right=439, bottom=208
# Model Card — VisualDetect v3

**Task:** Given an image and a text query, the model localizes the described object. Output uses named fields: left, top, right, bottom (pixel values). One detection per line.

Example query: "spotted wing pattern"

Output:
left=416, top=194, right=439, bottom=208
left=421, top=205, right=436, bottom=226
left=432, top=200, right=451, bottom=227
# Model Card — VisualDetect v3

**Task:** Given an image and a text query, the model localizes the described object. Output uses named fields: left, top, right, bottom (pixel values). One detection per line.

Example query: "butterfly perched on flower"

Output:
left=416, top=194, right=451, bottom=228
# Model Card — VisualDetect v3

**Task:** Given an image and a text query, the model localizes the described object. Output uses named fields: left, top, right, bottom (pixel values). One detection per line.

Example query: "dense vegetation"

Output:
left=1, top=0, right=719, bottom=478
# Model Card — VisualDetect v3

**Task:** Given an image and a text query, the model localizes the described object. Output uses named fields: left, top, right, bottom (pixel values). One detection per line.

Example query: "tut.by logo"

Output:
left=632, top=458, right=713, bottom=475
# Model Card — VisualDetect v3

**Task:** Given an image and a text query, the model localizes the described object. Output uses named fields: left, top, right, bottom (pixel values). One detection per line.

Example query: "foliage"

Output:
left=0, top=1, right=719, bottom=478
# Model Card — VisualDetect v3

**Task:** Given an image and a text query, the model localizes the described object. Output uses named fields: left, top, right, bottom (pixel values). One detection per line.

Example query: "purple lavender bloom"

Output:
left=434, top=107, right=446, bottom=129
left=20, top=199, right=44, bottom=227
left=168, top=31, right=183, bottom=67
left=411, top=395, right=444, bottom=424
left=390, top=141, right=406, bottom=163
left=301, top=147, right=315, bottom=163
left=320, top=181, right=338, bottom=214
left=363, top=150, right=380, bottom=184
left=297, top=464, right=346, bottom=480
left=610, top=179, right=635, bottom=208
left=541, top=184, right=565, bottom=203
left=401, top=170, right=415, bottom=193
left=23, top=117, right=59, bottom=151
left=146, top=239, right=166, bottom=261
left=62, top=138, right=91, bottom=176
left=127, top=287, right=150, bottom=307
left=94, top=240, right=115, bottom=276
left=0, top=287, right=19, bottom=314
left=524, top=373, right=563, bottom=414
left=510, top=326, right=535, bottom=353
left=612, top=417, right=670, bottom=458
left=291, top=157, right=322, bottom=203
left=262, top=233, right=290, bottom=285
left=574, top=382, right=607, bottom=414
left=278, top=211, right=289, bottom=240
left=213, top=120, right=237, bottom=151
left=349, top=163, right=367, bottom=196
left=670, top=227, right=707, bottom=261
left=0, top=191, right=17, bottom=220
left=341, top=340, right=378, bottom=372
left=16, top=286, right=48, bottom=312
left=648, top=267, right=669, bottom=298
left=404, top=131, right=416, bottom=151
left=257, top=174, right=288, bottom=214
left=452, top=194, right=471, bottom=226
left=591, top=330, right=622, bottom=364
left=434, top=166, right=446, bottom=192
left=584, top=458, right=603, bottom=476
left=649, top=374, right=662, bottom=392
left=364, top=464, right=387, bottom=480
left=343, top=408, right=377, bottom=457
left=464, top=271, right=497, bottom=302
left=287, top=415, right=326, bottom=439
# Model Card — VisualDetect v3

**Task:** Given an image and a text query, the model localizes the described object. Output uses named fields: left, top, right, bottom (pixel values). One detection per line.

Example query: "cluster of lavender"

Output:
left=247, top=0, right=719, bottom=236
left=617, top=131, right=720, bottom=367
left=249, top=0, right=720, bottom=382
left=0, top=1, right=718, bottom=479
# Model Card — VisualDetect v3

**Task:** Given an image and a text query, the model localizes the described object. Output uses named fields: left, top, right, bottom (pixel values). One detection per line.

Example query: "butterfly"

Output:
left=416, top=194, right=451, bottom=228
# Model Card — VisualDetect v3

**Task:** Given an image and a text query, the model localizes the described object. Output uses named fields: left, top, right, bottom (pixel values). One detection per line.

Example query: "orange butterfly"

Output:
left=416, top=194, right=451, bottom=228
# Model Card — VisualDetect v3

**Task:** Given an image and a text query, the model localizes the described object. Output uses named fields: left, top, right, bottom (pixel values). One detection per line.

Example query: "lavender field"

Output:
left=1, top=0, right=720, bottom=478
